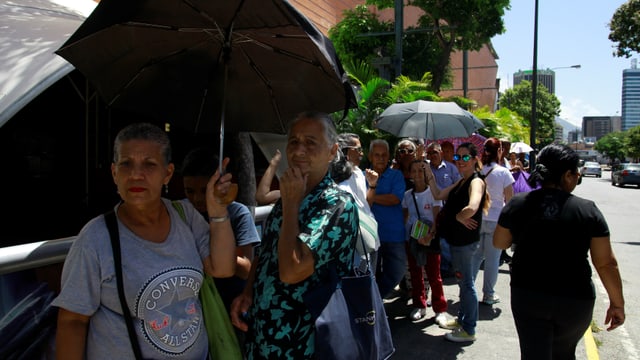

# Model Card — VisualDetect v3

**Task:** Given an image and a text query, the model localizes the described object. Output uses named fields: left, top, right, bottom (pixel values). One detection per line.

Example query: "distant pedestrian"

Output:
left=494, top=144, right=625, bottom=360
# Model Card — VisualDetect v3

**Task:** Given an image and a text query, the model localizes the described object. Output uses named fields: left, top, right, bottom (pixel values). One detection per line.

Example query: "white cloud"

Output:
left=558, top=96, right=605, bottom=127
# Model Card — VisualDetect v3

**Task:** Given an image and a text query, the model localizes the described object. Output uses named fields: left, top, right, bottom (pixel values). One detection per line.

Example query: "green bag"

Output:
left=171, top=201, right=243, bottom=360
left=200, top=276, right=243, bottom=360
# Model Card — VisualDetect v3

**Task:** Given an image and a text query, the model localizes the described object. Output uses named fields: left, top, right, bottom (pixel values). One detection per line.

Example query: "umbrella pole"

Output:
left=219, top=63, right=227, bottom=174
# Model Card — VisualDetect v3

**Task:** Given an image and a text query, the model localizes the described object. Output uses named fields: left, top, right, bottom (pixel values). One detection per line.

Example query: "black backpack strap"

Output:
left=105, top=210, right=143, bottom=360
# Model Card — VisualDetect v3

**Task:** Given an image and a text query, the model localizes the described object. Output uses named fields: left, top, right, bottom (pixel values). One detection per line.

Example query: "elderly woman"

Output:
left=53, top=122, right=237, bottom=359
left=425, top=142, right=489, bottom=343
left=494, top=144, right=625, bottom=360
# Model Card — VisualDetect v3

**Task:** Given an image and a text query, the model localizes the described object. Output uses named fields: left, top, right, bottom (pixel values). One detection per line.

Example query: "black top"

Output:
left=498, top=188, right=609, bottom=299
left=442, top=172, right=485, bottom=246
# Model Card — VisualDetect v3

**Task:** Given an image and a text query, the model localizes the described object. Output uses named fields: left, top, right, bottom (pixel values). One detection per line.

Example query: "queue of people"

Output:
left=51, top=118, right=625, bottom=358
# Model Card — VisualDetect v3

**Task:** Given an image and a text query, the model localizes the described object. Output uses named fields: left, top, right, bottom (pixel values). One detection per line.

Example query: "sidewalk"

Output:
left=383, top=262, right=592, bottom=359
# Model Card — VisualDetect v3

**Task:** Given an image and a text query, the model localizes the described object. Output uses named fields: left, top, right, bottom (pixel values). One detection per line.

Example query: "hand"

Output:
left=207, top=157, right=234, bottom=214
left=230, top=293, right=253, bottom=332
left=280, top=167, right=307, bottom=207
left=270, top=149, right=282, bottom=167
left=365, top=168, right=379, bottom=186
left=416, top=143, right=425, bottom=160
left=605, top=305, right=625, bottom=331
left=423, top=163, right=434, bottom=180
left=456, top=214, right=478, bottom=229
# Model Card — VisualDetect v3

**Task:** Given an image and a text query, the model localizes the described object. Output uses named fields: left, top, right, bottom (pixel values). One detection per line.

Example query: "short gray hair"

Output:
left=288, top=111, right=337, bottom=146
left=113, top=122, right=172, bottom=165
left=369, top=139, right=389, bottom=153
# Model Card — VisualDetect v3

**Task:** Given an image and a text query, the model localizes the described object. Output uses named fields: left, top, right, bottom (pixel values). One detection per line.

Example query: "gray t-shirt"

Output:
left=52, top=198, right=210, bottom=359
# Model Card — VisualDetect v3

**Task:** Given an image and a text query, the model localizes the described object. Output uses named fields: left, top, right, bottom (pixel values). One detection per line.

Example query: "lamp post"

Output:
left=530, top=0, right=539, bottom=168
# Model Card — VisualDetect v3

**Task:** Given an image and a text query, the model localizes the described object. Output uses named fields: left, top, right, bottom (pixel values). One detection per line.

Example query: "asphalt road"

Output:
left=384, top=169, right=639, bottom=360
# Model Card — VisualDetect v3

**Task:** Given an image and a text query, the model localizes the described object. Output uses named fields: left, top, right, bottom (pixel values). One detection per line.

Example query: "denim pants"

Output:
left=473, top=220, right=501, bottom=299
left=439, top=237, right=452, bottom=272
left=375, top=242, right=408, bottom=298
left=450, top=241, right=481, bottom=335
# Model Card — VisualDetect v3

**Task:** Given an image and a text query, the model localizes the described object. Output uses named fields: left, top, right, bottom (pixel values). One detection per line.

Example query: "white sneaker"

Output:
left=434, top=312, right=448, bottom=327
left=445, top=328, right=476, bottom=342
left=482, top=294, right=500, bottom=305
left=409, top=307, right=427, bottom=321
left=438, top=317, right=461, bottom=330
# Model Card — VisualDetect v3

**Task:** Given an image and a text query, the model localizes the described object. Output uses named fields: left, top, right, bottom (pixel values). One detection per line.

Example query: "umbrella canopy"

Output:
left=433, top=133, right=487, bottom=154
left=55, top=0, right=356, bottom=135
left=374, top=101, right=484, bottom=140
left=510, top=142, right=533, bottom=154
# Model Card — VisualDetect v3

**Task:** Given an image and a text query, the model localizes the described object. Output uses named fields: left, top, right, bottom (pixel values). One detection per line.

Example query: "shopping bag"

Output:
left=303, top=264, right=395, bottom=360
left=199, top=276, right=243, bottom=360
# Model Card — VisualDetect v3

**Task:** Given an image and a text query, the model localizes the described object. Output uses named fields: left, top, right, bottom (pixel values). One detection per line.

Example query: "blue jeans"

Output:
left=439, top=237, right=452, bottom=272
left=375, top=242, right=407, bottom=298
left=473, top=220, right=501, bottom=299
left=450, top=241, right=481, bottom=335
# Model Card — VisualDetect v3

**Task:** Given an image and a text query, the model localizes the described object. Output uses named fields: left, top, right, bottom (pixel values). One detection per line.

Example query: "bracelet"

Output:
left=209, top=214, right=230, bottom=223
left=368, top=185, right=376, bottom=189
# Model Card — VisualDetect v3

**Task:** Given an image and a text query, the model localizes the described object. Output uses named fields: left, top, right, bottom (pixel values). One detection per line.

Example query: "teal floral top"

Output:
left=247, top=174, right=358, bottom=359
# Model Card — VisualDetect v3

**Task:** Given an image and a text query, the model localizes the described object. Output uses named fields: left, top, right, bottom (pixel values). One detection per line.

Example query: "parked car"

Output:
left=581, top=161, right=602, bottom=178
left=611, top=163, right=640, bottom=187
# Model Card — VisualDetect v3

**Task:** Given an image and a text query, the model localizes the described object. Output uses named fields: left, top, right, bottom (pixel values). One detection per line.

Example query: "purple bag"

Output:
left=512, top=171, right=539, bottom=194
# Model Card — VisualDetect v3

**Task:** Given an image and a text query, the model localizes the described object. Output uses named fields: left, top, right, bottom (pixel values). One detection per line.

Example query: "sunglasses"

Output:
left=397, top=148, right=415, bottom=155
left=453, top=154, right=473, bottom=162
left=426, top=151, right=439, bottom=156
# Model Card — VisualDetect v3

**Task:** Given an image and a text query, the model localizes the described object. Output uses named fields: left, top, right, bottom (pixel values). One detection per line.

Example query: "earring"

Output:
left=164, top=184, right=168, bottom=194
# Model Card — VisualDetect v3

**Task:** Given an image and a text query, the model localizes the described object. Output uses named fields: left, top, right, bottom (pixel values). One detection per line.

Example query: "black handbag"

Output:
left=303, top=238, right=395, bottom=360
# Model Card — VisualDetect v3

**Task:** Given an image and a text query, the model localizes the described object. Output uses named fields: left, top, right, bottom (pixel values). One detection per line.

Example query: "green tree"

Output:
left=472, top=106, right=529, bottom=142
left=609, top=0, right=640, bottom=58
left=624, top=125, right=640, bottom=161
left=328, top=6, right=394, bottom=72
left=365, top=0, right=509, bottom=92
left=595, top=131, right=627, bottom=162
left=498, top=80, right=561, bottom=147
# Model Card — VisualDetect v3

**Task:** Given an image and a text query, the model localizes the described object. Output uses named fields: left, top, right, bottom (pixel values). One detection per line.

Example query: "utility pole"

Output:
left=530, top=0, right=539, bottom=169
left=393, top=0, right=403, bottom=78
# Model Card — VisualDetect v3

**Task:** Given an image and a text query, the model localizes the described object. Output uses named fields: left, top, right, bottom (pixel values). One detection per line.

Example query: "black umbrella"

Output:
left=56, top=0, right=355, bottom=168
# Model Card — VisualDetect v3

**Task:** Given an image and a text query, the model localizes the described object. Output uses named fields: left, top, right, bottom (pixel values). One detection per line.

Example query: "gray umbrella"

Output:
left=374, top=100, right=485, bottom=140
left=55, top=0, right=356, bottom=169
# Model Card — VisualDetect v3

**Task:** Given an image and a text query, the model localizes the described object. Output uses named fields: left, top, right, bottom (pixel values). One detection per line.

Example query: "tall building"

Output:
left=582, top=116, right=622, bottom=140
left=513, top=69, right=555, bottom=94
left=622, top=59, right=640, bottom=131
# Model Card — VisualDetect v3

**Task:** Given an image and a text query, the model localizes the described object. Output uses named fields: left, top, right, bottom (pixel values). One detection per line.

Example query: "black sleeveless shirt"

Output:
left=442, top=172, right=485, bottom=246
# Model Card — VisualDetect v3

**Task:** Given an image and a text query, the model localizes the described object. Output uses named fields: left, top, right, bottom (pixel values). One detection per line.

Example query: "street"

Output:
left=384, top=169, right=639, bottom=359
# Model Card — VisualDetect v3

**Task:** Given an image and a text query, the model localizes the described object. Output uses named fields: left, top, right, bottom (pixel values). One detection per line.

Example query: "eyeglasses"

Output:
left=397, top=148, right=415, bottom=155
left=346, top=146, right=363, bottom=153
left=453, top=154, right=473, bottom=162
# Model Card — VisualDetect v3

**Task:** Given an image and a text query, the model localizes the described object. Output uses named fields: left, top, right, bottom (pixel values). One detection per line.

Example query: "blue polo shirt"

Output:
left=431, top=160, right=461, bottom=189
left=370, top=167, right=406, bottom=243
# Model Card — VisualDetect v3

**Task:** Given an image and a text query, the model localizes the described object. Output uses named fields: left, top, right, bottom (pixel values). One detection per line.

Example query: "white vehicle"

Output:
left=581, top=161, right=602, bottom=178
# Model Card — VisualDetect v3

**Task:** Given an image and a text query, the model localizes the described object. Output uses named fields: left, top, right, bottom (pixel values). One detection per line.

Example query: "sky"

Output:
left=491, top=0, right=631, bottom=128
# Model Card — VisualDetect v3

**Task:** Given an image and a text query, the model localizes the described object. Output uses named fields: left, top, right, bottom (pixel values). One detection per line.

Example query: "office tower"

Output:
left=513, top=69, right=555, bottom=94
left=583, top=116, right=622, bottom=140
left=622, top=59, right=640, bottom=131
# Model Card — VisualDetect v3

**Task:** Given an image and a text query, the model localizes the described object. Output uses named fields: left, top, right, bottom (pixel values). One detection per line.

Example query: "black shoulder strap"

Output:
left=104, top=210, right=144, bottom=360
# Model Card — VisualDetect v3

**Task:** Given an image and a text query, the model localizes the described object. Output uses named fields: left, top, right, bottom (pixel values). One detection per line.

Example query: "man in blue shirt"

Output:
left=366, top=139, right=406, bottom=298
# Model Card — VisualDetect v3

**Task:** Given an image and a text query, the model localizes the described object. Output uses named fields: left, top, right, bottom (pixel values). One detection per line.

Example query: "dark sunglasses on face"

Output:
left=426, top=151, right=438, bottom=156
left=398, top=148, right=415, bottom=155
left=453, top=154, right=473, bottom=162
